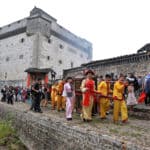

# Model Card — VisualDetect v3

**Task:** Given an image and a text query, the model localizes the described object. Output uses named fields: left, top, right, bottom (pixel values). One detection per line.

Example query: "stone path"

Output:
left=4, top=102, right=150, bottom=150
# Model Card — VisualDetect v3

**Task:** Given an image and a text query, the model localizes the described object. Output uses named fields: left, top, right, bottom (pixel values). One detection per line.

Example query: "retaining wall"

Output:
left=0, top=103, right=145, bottom=150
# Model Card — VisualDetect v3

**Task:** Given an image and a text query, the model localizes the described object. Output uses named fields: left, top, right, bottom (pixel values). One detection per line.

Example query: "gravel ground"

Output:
left=6, top=102, right=150, bottom=150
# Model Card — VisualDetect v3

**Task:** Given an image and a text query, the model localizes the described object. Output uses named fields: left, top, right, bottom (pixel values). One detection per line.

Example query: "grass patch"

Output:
left=130, top=132, right=142, bottom=137
left=0, top=120, right=27, bottom=150
left=120, top=129, right=142, bottom=137
left=73, top=113, right=80, bottom=120
left=129, top=125, right=144, bottom=131
left=0, top=121, right=14, bottom=139
left=109, top=128, right=119, bottom=134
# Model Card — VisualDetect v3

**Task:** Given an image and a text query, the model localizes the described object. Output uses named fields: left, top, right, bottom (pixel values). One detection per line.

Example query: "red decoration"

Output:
left=26, top=73, right=30, bottom=88
left=138, top=91, right=146, bottom=103
left=44, top=74, right=49, bottom=84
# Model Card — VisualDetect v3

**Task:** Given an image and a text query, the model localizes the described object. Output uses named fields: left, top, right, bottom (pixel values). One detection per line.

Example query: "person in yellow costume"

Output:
left=97, top=74, right=112, bottom=119
left=55, top=80, right=65, bottom=111
left=113, top=74, right=128, bottom=123
left=80, top=69, right=95, bottom=122
left=51, top=81, right=58, bottom=110
left=61, top=79, right=66, bottom=111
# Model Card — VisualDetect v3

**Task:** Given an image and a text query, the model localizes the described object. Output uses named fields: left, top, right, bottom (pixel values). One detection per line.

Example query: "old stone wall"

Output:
left=0, top=7, right=92, bottom=83
left=63, top=53, right=150, bottom=78
left=40, top=34, right=89, bottom=79
left=0, top=19, right=27, bottom=35
left=0, top=33, right=36, bottom=82
left=0, top=103, right=144, bottom=150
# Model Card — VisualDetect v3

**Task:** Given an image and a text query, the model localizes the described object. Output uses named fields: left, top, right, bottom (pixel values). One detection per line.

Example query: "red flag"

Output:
left=138, top=92, right=146, bottom=103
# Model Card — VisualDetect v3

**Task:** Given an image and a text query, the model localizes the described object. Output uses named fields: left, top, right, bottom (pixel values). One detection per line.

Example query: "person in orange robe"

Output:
left=113, top=74, right=128, bottom=123
left=80, top=69, right=95, bottom=122
left=97, top=74, right=112, bottom=119
left=55, top=80, right=64, bottom=111
left=51, top=81, right=58, bottom=110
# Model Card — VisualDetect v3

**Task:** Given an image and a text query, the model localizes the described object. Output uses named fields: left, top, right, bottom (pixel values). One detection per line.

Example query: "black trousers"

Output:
left=92, top=101, right=98, bottom=115
left=7, top=97, right=13, bottom=105
left=30, top=96, right=36, bottom=110
left=34, top=95, right=41, bottom=112
left=1, top=94, right=6, bottom=102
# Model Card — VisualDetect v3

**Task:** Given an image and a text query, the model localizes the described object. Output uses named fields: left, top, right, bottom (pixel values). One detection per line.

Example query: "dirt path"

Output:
left=5, top=102, right=150, bottom=150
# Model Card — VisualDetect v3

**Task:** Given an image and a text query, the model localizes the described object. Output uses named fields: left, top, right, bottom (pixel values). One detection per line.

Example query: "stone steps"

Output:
left=129, top=104, right=150, bottom=120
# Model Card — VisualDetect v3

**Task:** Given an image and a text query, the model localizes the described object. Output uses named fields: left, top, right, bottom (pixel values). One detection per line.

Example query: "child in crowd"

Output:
left=126, top=82, right=137, bottom=111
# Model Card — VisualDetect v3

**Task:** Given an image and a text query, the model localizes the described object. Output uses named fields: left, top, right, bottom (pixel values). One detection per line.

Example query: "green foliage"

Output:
left=0, top=121, right=27, bottom=150
left=109, top=128, right=119, bottom=133
left=0, top=121, right=14, bottom=139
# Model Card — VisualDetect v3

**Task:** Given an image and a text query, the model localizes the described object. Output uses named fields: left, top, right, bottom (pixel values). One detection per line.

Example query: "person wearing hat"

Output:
left=80, top=69, right=95, bottom=122
left=97, top=74, right=112, bottom=119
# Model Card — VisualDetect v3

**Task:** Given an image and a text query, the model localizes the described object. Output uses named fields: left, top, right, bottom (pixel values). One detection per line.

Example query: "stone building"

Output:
left=0, top=7, right=92, bottom=86
left=63, top=44, right=150, bottom=79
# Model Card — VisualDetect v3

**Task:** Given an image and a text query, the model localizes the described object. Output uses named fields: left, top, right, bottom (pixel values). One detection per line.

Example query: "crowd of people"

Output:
left=1, top=70, right=150, bottom=124
left=0, top=86, right=30, bottom=104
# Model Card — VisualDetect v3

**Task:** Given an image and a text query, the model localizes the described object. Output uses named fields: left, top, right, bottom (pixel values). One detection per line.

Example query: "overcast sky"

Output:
left=1, top=0, right=150, bottom=60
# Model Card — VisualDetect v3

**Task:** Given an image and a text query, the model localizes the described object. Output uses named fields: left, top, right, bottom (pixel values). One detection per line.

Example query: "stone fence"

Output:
left=0, top=103, right=146, bottom=150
